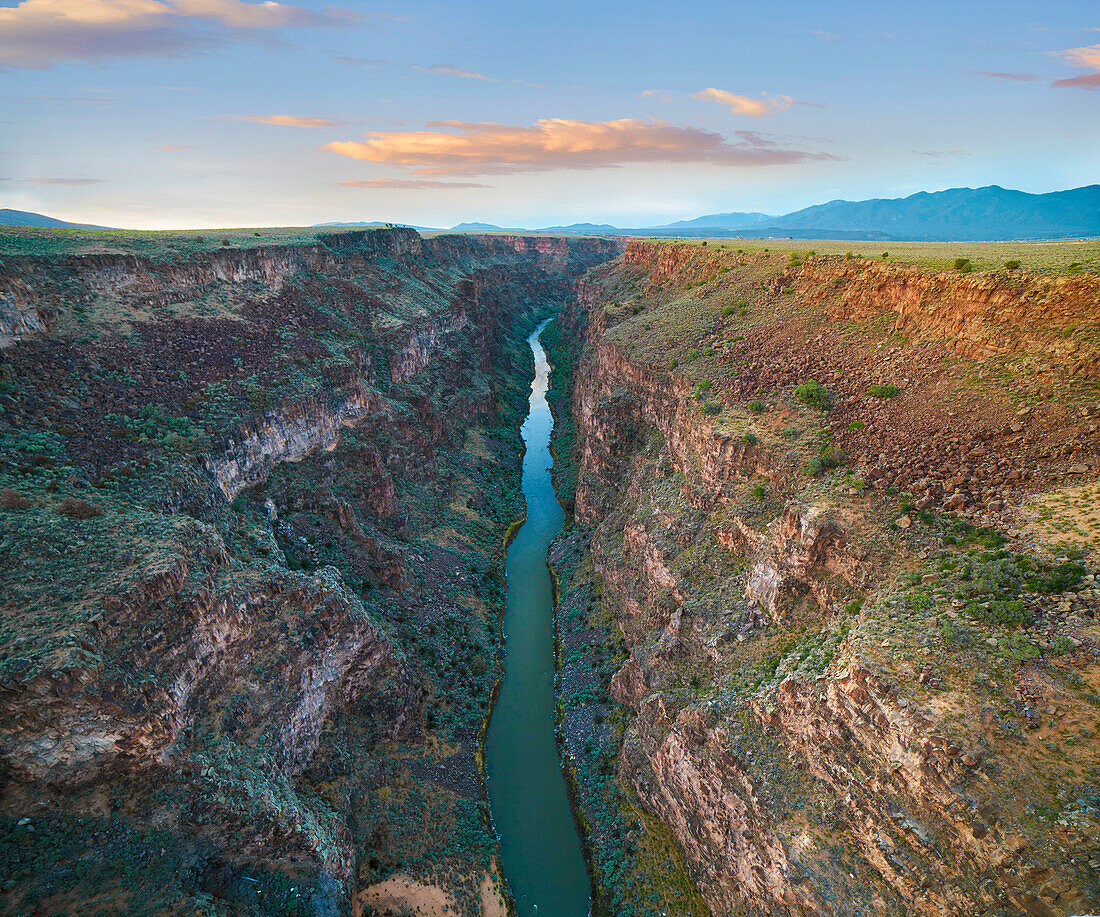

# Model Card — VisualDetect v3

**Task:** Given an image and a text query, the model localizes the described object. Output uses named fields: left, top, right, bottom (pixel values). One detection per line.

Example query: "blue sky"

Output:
left=1, top=0, right=1097, bottom=228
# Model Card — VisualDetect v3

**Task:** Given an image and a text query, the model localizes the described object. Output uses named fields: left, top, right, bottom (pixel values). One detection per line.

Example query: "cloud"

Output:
left=691, top=87, right=823, bottom=116
left=0, top=0, right=356, bottom=69
left=338, top=178, right=489, bottom=189
left=415, top=64, right=493, bottom=81
left=226, top=114, right=345, bottom=127
left=0, top=93, right=114, bottom=104
left=1052, top=44, right=1100, bottom=88
left=913, top=147, right=970, bottom=158
left=692, top=88, right=770, bottom=117
left=17, top=176, right=105, bottom=185
left=967, top=70, right=1038, bottom=81
left=1054, top=72, right=1100, bottom=88
left=333, top=54, right=385, bottom=68
left=158, top=143, right=192, bottom=149
left=812, top=30, right=840, bottom=41
left=323, top=118, right=836, bottom=176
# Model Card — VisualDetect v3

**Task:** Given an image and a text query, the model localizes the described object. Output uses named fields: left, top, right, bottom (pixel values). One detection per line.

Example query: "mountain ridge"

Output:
left=6, top=184, right=1098, bottom=241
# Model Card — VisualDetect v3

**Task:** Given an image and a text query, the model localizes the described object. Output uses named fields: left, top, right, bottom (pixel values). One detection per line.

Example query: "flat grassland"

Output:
left=2, top=225, right=1097, bottom=275
left=649, top=237, right=1100, bottom=275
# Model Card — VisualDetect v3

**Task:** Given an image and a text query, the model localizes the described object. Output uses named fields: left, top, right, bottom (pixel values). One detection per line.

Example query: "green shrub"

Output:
left=805, top=439, right=844, bottom=476
left=1000, top=634, right=1041, bottom=664
left=1068, top=262, right=1082, bottom=274
left=953, top=258, right=972, bottom=273
left=743, top=431, right=758, bottom=445
left=1004, top=260, right=1020, bottom=270
left=748, top=400, right=765, bottom=414
left=794, top=380, right=831, bottom=410
left=881, top=252, right=889, bottom=259
left=983, top=599, right=1032, bottom=626
left=790, top=253, right=802, bottom=266
left=940, top=618, right=972, bottom=648
left=867, top=383, right=900, bottom=398
left=685, top=348, right=700, bottom=362
left=1052, top=635, right=1074, bottom=656
left=752, top=483, right=766, bottom=500
left=703, top=401, right=722, bottom=415
left=721, top=304, right=735, bottom=317
left=845, top=251, right=853, bottom=260
left=848, top=420, right=864, bottom=431
left=669, top=358, right=678, bottom=369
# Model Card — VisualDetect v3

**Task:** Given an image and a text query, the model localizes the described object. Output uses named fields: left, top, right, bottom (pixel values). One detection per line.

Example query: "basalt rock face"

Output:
left=787, top=258, right=1100, bottom=369
left=552, top=246, right=1100, bottom=917
left=0, top=229, right=618, bottom=915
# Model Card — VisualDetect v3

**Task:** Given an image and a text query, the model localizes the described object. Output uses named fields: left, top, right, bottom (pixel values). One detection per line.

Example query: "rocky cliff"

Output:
left=550, top=243, right=1100, bottom=917
left=0, top=228, right=618, bottom=916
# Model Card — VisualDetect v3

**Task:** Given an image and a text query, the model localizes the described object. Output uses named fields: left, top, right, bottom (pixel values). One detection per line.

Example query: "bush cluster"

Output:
left=794, top=380, right=831, bottom=411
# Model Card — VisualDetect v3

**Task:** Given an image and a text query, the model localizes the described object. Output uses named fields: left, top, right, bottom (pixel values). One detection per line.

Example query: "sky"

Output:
left=0, top=0, right=1097, bottom=229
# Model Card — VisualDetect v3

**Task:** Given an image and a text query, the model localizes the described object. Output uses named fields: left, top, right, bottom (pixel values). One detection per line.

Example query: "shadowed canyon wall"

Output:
left=0, top=229, right=617, bottom=916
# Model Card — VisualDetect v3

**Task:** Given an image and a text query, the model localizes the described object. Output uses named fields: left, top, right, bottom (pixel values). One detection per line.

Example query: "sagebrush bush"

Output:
left=0, top=489, right=31, bottom=510
left=58, top=496, right=103, bottom=519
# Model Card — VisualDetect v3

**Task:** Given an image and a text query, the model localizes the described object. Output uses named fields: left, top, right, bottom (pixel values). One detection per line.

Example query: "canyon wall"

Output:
left=0, top=228, right=618, bottom=916
left=552, top=245, right=1100, bottom=917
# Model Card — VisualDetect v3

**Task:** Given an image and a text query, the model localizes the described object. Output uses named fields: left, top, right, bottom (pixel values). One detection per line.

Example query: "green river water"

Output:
left=486, top=319, right=591, bottom=917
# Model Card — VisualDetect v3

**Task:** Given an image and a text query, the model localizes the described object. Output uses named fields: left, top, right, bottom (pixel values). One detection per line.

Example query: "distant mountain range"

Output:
left=6, top=185, right=1099, bottom=241
left=0, top=208, right=107, bottom=230
left=448, top=186, right=1099, bottom=241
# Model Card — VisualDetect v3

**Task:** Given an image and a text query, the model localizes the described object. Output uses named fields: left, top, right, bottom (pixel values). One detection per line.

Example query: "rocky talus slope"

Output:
left=549, top=243, right=1100, bottom=917
left=0, top=228, right=617, bottom=916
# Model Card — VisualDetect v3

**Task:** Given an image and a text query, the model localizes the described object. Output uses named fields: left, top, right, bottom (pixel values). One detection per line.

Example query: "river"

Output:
left=485, top=319, right=591, bottom=917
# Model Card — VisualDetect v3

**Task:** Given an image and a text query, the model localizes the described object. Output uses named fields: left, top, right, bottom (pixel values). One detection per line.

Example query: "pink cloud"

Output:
left=323, top=118, right=836, bottom=176
left=692, top=87, right=823, bottom=116
left=415, top=64, right=493, bottom=81
left=967, top=70, right=1038, bottom=81
left=338, top=178, right=489, bottom=189
left=0, top=0, right=356, bottom=68
left=1052, top=43, right=1100, bottom=89
left=226, top=114, right=345, bottom=127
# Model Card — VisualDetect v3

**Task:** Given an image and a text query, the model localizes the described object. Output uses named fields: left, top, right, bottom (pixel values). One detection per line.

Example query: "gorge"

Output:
left=1, top=227, right=1099, bottom=917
